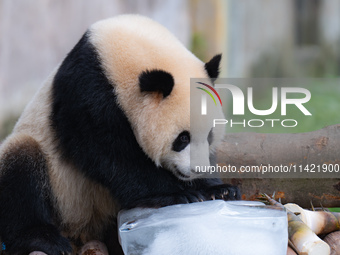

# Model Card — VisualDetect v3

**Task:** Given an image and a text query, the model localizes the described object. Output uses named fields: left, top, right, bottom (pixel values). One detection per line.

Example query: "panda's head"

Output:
left=89, top=15, right=225, bottom=181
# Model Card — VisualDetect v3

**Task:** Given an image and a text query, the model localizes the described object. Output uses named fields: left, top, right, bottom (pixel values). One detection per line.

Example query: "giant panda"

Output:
left=0, top=15, right=240, bottom=255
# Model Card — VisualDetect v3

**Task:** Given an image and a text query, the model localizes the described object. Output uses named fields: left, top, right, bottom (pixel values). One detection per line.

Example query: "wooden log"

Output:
left=216, top=124, right=340, bottom=207
left=218, top=124, right=340, bottom=167
left=226, top=178, right=340, bottom=208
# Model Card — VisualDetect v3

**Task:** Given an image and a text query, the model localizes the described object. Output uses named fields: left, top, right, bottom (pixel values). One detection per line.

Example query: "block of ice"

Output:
left=118, top=200, right=288, bottom=255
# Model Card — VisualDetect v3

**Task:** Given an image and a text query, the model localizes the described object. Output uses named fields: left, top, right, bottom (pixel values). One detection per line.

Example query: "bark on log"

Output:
left=218, top=124, right=340, bottom=166
left=216, top=124, right=340, bottom=208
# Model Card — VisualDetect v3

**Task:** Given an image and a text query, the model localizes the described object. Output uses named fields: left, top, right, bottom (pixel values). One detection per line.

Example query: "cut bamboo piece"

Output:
left=323, top=231, right=340, bottom=255
left=262, top=194, right=330, bottom=255
left=285, top=203, right=340, bottom=235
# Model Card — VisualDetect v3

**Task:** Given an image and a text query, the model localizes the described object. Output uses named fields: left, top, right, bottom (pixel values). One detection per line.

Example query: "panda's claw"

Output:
left=178, top=190, right=206, bottom=204
left=206, top=184, right=240, bottom=201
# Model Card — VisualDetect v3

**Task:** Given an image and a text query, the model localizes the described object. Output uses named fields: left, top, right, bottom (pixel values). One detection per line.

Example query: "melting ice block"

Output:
left=118, top=200, right=288, bottom=255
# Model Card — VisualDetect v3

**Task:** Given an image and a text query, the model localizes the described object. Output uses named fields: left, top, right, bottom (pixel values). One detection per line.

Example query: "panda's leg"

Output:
left=126, top=185, right=239, bottom=209
left=126, top=189, right=209, bottom=209
left=130, top=178, right=240, bottom=208
left=0, top=135, right=71, bottom=255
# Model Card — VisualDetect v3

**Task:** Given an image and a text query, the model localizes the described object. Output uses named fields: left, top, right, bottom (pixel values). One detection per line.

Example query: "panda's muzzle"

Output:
left=174, top=167, right=204, bottom=181
left=191, top=168, right=204, bottom=175
left=175, top=169, right=191, bottom=180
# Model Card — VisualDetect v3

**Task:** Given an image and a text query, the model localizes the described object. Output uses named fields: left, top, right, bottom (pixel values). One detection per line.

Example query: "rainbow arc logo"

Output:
left=196, top=82, right=222, bottom=115
left=196, top=82, right=222, bottom=106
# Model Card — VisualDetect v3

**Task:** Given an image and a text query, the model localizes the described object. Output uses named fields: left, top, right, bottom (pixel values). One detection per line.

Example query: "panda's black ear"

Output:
left=139, top=69, right=174, bottom=98
left=205, top=54, right=222, bottom=79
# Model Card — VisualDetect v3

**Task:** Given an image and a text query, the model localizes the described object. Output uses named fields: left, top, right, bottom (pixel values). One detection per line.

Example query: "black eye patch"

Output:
left=207, top=128, right=214, bottom=145
left=172, top=131, right=190, bottom=152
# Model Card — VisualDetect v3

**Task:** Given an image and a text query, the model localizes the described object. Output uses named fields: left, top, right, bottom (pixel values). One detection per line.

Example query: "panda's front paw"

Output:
left=206, top=184, right=241, bottom=201
left=4, top=224, right=72, bottom=255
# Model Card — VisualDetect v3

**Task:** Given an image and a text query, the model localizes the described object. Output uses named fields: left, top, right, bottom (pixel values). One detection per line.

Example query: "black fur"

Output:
left=139, top=69, right=174, bottom=98
left=0, top=136, right=71, bottom=255
left=205, top=54, right=222, bottom=79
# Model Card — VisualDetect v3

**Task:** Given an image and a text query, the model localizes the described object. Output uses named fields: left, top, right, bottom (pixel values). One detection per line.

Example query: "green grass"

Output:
left=328, top=208, right=340, bottom=212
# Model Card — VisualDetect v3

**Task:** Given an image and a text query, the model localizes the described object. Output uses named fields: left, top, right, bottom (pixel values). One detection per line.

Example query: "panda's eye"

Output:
left=172, top=131, right=190, bottom=152
left=207, top=128, right=214, bottom=145
left=180, top=134, right=189, bottom=143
